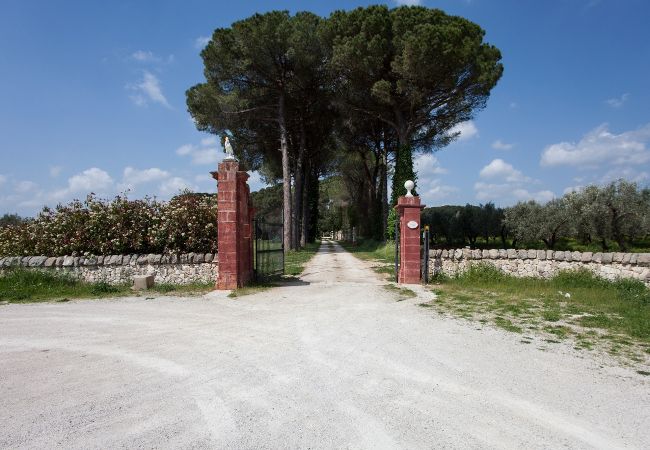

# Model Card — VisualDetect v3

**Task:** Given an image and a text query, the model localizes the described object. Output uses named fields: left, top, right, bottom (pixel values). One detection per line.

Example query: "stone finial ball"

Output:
left=404, top=180, right=414, bottom=191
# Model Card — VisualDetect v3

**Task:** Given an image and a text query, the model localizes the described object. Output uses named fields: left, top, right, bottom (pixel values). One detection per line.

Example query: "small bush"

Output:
left=456, top=263, right=508, bottom=283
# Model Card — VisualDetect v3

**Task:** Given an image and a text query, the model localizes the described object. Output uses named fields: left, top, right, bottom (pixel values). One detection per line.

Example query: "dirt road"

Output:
left=1, top=242, right=648, bottom=448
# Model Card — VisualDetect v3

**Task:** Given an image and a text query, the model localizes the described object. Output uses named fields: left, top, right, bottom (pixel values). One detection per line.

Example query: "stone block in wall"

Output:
left=593, top=253, right=602, bottom=263
left=96, top=256, right=104, bottom=265
left=622, top=253, right=631, bottom=264
left=72, top=257, right=80, bottom=267
left=517, top=249, right=528, bottom=259
left=489, top=249, right=498, bottom=259
left=507, top=249, right=517, bottom=259
left=442, top=250, right=448, bottom=258
left=28, top=256, right=46, bottom=267
left=536, top=250, right=546, bottom=260
left=43, top=257, right=56, bottom=267
left=194, top=253, right=204, bottom=263
left=136, top=255, right=147, bottom=265
left=180, top=254, right=189, bottom=264
left=21, top=256, right=30, bottom=266
left=55, top=256, right=64, bottom=267
left=498, top=249, right=507, bottom=259
left=553, top=251, right=564, bottom=261
left=462, top=248, right=472, bottom=259
left=638, top=254, right=650, bottom=265
left=581, top=252, right=592, bottom=262
left=150, top=254, right=162, bottom=264
left=205, top=253, right=213, bottom=263
left=86, top=256, right=97, bottom=266
left=641, top=269, right=650, bottom=281
left=601, top=253, right=613, bottom=264
left=613, top=252, right=624, bottom=263
left=630, top=254, right=638, bottom=264
left=454, top=249, right=463, bottom=260
left=527, top=249, right=536, bottom=259
left=63, top=256, right=74, bottom=267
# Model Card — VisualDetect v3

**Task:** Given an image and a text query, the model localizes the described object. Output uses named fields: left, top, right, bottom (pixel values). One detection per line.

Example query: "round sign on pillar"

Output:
left=407, top=220, right=418, bottom=229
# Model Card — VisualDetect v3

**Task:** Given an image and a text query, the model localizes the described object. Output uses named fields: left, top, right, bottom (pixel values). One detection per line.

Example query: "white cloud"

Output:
left=540, top=123, right=650, bottom=168
left=127, top=71, right=171, bottom=108
left=509, top=102, right=518, bottom=109
left=176, top=137, right=223, bottom=165
left=51, top=167, right=114, bottom=200
left=414, top=153, right=447, bottom=176
left=395, top=0, right=421, bottom=5
left=491, top=139, right=514, bottom=151
left=475, top=159, right=551, bottom=204
left=130, top=50, right=173, bottom=64
left=118, top=166, right=170, bottom=192
left=599, top=167, right=649, bottom=184
left=159, top=177, right=196, bottom=196
left=14, top=180, right=39, bottom=194
left=448, top=120, right=478, bottom=142
left=479, top=159, right=530, bottom=183
left=194, top=36, right=210, bottom=49
left=605, top=93, right=629, bottom=108
left=131, top=50, right=157, bottom=62
left=475, top=182, right=554, bottom=204
left=49, top=166, right=63, bottom=178
left=0, top=174, right=6, bottom=185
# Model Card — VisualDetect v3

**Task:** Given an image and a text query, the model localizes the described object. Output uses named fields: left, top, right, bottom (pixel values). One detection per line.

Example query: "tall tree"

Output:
left=327, top=5, right=503, bottom=208
left=187, top=11, right=321, bottom=252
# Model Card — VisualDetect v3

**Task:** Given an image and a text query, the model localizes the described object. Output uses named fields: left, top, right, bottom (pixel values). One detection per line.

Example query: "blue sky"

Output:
left=1, top=0, right=649, bottom=216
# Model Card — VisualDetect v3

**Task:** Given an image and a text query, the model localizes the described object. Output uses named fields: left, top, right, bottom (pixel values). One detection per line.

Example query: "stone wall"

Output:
left=429, top=248, right=650, bottom=286
left=0, top=253, right=219, bottom=285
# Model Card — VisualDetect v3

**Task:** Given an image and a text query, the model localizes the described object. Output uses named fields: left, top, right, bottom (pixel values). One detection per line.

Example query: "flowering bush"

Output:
left=0, top=193, right=218, bottom=256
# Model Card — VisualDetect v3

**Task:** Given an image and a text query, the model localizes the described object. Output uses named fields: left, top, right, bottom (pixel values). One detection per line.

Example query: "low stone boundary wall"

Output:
left=0, top=253, right=218, bottom=285
left=429, top=249, right=650, bottom=286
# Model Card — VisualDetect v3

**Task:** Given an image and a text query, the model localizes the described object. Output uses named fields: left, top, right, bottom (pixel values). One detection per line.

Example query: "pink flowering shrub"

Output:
left=0, top=193, right=218, bottom=256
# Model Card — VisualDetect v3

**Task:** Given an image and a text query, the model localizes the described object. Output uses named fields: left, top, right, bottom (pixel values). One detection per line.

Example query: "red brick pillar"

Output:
left=211, top=160, right=254, bottom=290
left=396, top=195, right=425, bottom=284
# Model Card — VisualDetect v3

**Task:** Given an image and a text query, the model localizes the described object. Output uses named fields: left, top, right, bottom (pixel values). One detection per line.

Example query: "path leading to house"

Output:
left=1, top=241, right=648, bottom=449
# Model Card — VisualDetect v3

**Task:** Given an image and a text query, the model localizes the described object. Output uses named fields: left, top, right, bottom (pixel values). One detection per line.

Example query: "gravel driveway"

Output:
left=1, top=242, right=648, bottom=449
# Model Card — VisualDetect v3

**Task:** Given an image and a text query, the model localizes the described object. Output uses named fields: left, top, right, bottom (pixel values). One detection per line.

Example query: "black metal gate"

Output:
left=254, top=217, right=284, bottom=280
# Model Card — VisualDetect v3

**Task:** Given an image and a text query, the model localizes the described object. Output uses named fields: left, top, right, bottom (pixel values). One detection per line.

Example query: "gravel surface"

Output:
left=1, top=241, right=648, bottom=449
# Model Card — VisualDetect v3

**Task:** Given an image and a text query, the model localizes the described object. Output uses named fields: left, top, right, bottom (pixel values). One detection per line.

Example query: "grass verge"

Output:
left=0, top=269, right=212, bottom=303
left=339, top=239, right=396, bottom=281
left=285, top=241, right=321, bottom=276
left=424, top=264, right=650, bottom=367
left=383, top=283, right=417, bottom=301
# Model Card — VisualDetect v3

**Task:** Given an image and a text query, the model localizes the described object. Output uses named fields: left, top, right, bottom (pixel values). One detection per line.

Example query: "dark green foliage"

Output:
left=0, top=214, right=25, bottom=228
left=390, top=145, right=417, bottom=206
left=422, top=203, right=505, bottom=248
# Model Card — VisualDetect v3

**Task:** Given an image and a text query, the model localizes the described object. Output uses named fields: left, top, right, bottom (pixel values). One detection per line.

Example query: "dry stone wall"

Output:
left=0, top=253, right=218, bottom=285
left=430, top=248, right=650, bottom=286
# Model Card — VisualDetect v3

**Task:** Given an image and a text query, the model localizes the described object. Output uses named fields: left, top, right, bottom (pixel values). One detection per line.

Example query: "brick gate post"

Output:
left=396, top=183, right=425, bottom=284
left=211, top=160, right=254, bottom=290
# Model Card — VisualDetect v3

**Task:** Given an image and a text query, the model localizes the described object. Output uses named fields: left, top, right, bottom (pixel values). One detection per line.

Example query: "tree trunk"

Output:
left=292, top=121, right=306, bottom=249
left=300, top=166, right=309, bottom=247
left=380, top=144, right=388, bottom=242
left=279, top=93, right=292, bottom=254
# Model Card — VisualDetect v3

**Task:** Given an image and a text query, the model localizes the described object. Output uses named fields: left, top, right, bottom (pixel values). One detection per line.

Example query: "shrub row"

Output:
left=0, top=193, right=218, bottom=256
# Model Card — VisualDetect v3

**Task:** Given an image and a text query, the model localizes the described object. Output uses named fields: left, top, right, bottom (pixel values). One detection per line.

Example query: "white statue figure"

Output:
left=224, top=136, right=236, bottom=160
left=404, top=180, right=415, bottom=197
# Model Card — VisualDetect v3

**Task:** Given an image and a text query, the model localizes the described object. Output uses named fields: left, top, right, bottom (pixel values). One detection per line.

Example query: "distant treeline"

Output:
left=421, top=180, right=650, bottom=251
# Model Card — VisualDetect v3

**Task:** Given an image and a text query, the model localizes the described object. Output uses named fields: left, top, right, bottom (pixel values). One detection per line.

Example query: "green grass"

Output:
left=339, top=239, right=396, bottom=281
left=0, top=268, right=213, bottom=303
left=339, top=239, right=395, bottom=264
left=284, top=241, right=321, bottom=276
left=425, top=263, right=650, bottom=366
left=227, top=281, right=276, bottom=298
left=383, top=283, right=417, bottom=301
